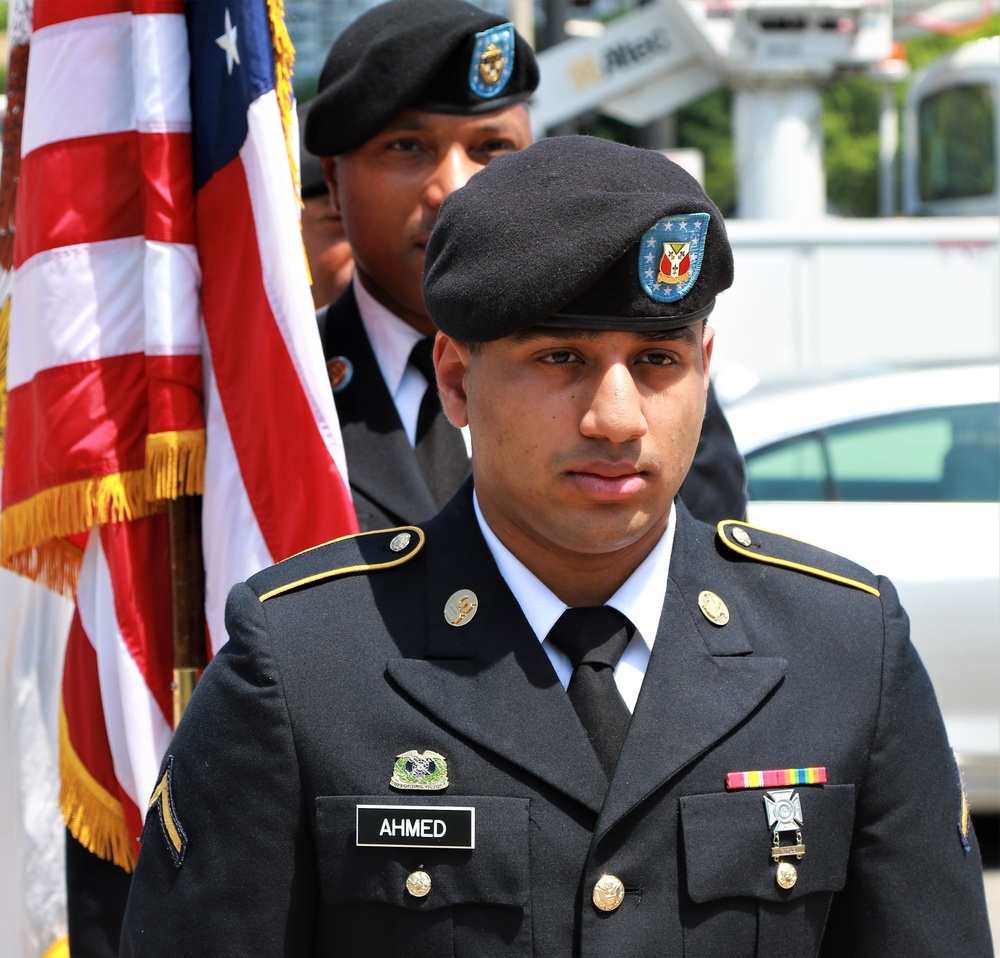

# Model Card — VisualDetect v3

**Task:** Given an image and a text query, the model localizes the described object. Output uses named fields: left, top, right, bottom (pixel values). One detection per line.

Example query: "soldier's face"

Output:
left=301, top=193, right=354, bottom=309
left=436, top=325, right=713, bottom=581
left=323, top=105, right=532, bottom=335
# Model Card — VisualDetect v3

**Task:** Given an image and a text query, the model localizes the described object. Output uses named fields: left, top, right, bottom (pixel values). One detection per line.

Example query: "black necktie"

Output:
left=546, top=606, right=634, bottom=778
left=408, top=338, right=468, bottom=509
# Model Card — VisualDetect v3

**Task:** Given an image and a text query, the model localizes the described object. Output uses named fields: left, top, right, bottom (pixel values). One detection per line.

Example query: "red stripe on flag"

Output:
left=33, top=0, right=131, bottom=30
left=133, top=0, right=185, bottom=13
left=100, top=517, right=175, bottom=732
left=62, top=607, right=127, bottom=814
left=146, top=354, right=205, bottom=435
left=140, top=131, right=196, bottom=245
left=199, top=158, right=359, bottom=561
left=15, top=133, right=142, bottom=266
left=2, top=355, right=147, bottom=505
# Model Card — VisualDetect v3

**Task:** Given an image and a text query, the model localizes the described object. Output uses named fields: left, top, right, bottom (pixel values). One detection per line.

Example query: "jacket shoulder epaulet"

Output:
left=250, top=526, right=425, bottom=603
left=717, top=519, right=880, bottom=597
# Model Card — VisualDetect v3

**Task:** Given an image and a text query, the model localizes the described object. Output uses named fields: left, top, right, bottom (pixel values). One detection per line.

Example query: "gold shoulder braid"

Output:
left=717, top=520, right=880, bottom=598
left=258, top=526, right=425, bottom=603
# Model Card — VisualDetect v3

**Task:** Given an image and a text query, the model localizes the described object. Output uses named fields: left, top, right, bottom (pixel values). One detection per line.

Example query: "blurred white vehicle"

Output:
left=725, top=360, right=1000, bottom=811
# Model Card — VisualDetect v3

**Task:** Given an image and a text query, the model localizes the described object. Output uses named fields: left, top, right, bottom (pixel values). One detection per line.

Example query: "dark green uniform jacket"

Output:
left=120, top=486, right=993, bottom=957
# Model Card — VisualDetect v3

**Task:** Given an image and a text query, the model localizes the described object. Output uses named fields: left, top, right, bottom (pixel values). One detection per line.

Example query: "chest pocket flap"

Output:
left=316, top=795, right=530, bottom=910
left=680, top=784, right=855, bottom=904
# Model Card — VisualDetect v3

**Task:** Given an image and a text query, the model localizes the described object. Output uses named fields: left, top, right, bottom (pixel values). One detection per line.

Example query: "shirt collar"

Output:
left=353, top=274, right=425, bottom=398
left=473, top=492, right=675, bottom=652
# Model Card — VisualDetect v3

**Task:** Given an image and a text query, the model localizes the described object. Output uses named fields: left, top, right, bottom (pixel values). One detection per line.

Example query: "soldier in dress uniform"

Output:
left=298, top=101, right=354, bottom=310
left=305, top=0, right=746, bottom=533
left=121, top=136, right=993, bottom=957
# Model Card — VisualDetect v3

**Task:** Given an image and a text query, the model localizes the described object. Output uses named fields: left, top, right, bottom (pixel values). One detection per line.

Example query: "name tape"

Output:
left=356, top=805, right=475, bottom=849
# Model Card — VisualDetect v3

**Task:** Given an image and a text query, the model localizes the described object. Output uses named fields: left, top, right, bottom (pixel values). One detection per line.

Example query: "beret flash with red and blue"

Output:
left=422, top=136, right=735, bottom=342
left=304, top=0, right=539, bottom=158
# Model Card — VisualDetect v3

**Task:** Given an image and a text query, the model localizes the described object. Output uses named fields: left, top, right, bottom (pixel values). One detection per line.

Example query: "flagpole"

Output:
left=167, top=496, right=207, bottom=726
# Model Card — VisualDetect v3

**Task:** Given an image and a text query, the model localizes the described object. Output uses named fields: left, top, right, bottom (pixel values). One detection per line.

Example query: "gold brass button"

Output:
left=406, top=870, right=432, bottom=898
left=592, top=874, right=625, bottom=912
left=775, top=861, right=798, bottom=890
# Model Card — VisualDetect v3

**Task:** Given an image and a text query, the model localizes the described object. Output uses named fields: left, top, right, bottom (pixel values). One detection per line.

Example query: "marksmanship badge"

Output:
left=638, top=212, right=709, bottom=303
left=469, top=23, right=514, bottom=98
left=391, top=749, right=450, bottom=791
left=764, top=788, right=806, bottom=889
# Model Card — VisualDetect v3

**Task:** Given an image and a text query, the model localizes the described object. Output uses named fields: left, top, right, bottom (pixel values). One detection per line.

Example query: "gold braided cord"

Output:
left=266, top=0, right=299, bottom=197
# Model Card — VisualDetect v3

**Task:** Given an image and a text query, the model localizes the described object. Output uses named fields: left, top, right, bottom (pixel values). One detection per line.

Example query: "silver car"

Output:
left=724, top=360, right=1000, bottom=810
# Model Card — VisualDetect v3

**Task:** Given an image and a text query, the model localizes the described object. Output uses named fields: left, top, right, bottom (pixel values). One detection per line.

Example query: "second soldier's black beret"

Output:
left=305, top=0, right=539, bottom=157
left=423, top=136, right=735, bottom=342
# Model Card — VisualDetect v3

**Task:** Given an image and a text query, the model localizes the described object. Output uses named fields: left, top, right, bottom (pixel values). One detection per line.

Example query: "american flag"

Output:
left=0, top=0, right=357, bottom=929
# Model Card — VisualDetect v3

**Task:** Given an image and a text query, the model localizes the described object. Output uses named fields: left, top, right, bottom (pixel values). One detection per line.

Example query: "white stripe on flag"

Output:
left=76, top=533, right=173, bottom=814
left=242, top=93, right=351, bottom=483
left=21, top=13, right=133, bottom=157
left=132, top=13, right=192, bottom=133
left=143, top=241, right=202, bottom=355
left=202, top=354, right=272, bottom=653
left=8, top=239, right=145, bottom=390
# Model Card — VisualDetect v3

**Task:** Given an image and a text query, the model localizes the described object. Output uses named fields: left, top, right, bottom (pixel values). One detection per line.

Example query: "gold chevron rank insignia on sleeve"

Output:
left=148, top=756, right=188, bottom=867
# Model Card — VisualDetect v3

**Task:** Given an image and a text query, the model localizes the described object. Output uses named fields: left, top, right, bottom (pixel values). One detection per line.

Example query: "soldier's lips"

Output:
left=567, top=466, right=647, bottom=501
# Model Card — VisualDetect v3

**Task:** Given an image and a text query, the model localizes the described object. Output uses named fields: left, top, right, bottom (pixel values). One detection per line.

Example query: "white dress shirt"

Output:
left=354, top=275, right=472, bottom=455
left=354, top=276, right=425, bottom=446
left=473, top=493, right=675, bottom=713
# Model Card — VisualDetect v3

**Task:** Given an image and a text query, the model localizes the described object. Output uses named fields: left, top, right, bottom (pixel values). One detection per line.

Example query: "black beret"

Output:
left=423, top=136, right=735, bottom=342
left=297, top=101, right=327, bottom=198
left=305, top=0, right=539, bottom=157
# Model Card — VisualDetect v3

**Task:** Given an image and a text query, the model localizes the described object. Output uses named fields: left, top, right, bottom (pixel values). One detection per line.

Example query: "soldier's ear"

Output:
left=321, top=157, right=341, bottom=214
left=434, top=334, right=470, bottom=429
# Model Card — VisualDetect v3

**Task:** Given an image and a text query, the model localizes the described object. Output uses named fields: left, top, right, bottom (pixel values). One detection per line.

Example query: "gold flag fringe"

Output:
left=146, top=428, right=206, bottom=501
left=59, top=700, right=136, bottom=872
left=266, top=0, right=298, bottom=196
left=41, top=936, right=69, bottom=958
left=0, top=471, right=163, bottom=594
left=0, top=294, right=9, bottom=468
left=1, top=538, right=83, bottom=599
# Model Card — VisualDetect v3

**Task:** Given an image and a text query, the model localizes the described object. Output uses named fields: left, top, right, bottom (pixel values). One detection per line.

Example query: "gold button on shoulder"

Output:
left=390, top=532, right=412, bottom=553
left=592, top=874, right=625, bottom=912
left=733, top=527, right=752, bottom=547
left=406, top=870, right=432, bottom=898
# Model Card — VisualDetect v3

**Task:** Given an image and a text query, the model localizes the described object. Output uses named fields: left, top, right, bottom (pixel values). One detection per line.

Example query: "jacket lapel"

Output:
left=596, top=508, right=787, bottom=837
left=324, top=289, right=438, bottom=524
left=386, top=488, right=607, bottom=814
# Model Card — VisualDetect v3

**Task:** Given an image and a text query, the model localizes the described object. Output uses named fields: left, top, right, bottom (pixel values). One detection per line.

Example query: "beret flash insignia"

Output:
left=469, top=23, right=514, bottom=98
left=639, top=212, right=710, bottom=304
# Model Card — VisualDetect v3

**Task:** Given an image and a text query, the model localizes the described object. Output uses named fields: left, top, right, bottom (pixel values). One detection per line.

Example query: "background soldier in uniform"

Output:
left=121, top=136, right=992, bottom=957
left=305, top=0, right=746, bottom=533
